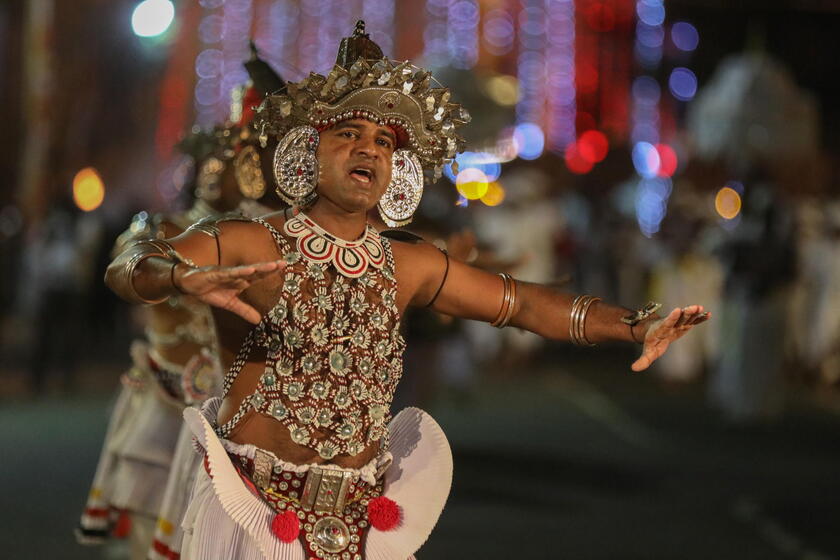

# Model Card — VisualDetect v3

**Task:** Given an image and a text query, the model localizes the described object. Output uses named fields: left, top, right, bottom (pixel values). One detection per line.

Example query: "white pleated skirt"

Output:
left=180, top=399, right=451, bottom=559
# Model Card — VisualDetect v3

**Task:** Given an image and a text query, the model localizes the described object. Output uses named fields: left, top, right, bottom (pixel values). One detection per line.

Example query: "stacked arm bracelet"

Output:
left=110, top=239, right=195, bottom=305
left=569, top=295, right=601, bottom=346
left=491, top=273, right=517, bottom=328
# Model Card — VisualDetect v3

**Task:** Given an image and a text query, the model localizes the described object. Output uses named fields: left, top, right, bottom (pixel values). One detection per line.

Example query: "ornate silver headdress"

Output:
left=255, top=20, right=470, bottom=182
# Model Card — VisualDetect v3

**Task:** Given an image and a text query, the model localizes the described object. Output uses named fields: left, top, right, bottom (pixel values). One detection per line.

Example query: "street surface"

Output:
left=1, top=346, right=837, bottom=559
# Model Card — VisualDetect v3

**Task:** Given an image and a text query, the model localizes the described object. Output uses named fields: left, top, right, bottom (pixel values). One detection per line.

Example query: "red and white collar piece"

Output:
left=283, top=211, right=385, bottom=278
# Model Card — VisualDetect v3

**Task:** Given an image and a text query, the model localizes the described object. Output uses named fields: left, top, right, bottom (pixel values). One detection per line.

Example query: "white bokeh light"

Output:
left=131, top=0, right=175, bottom=38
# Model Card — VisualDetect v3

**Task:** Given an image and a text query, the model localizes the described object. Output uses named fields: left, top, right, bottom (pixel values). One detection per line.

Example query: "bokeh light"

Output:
left=485, top=75, right=520, bottom=106
left=669, top=67, right=698, bottom=101
left=131, top=0, right=175, bottom=38
left=632, top=75, right=661, bottom=105
left=636, top=1, right=665, bottom=26
left=635, top=177, right=672, bottom=237
left=444, top=152, right=502, bottom=183
left=715, top=186, right=742, bottom=219
left=583, top=2, right=616, bottom=32
left=195, top=49, right=223, bottom=79
left=576, top=111, right=596, bottom=132
left=73, top=167, right=105, bottom=212
left=482, top=9, right=515, bottom=55
left=448, top=0, right=480, bottom=69
left=655, top=143, right=677, bottom=177
left=577, top=130, right=609, bottom=163
left=480, top=181, right=506, bottom=206
left=564, top=142, right=594, bottom=174
left=671, top=21, right=699, bottom=52
left=637, top=24, right=664, bottom=48
left=456, top=168, right=489, bottom=200
left=513, top=123, right=545, bottom=160
left=632, top=141, right=661, bottom=178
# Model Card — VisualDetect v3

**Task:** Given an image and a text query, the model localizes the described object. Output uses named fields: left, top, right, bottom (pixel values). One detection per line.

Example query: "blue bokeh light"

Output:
left=513, top=123, right=545, bottom=160
left=671, top=21, right=699, bottom=52
left=636, top=1, right=665, bottom=27
left=637, top=25, right=664, bottom=48
left=669, top=67, right=698, bottom=101
left=444, top=152, right=503, bottom=184
left=632, top=76, right=661, bottom=105
left=635, top=178, right=672, bottom=237
left=632, top=142, right=661, bottom=178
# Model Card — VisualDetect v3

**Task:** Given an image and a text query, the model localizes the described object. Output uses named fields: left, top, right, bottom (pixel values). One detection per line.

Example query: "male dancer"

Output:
left=148, top=48, right=286, bottom=560
left=76, top=126, right=241, bottom=558
left=106, top=22, right=709, bottom=560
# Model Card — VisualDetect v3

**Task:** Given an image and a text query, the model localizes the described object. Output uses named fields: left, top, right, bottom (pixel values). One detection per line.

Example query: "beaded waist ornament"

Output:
left=209, top=449, right=401, bottom=560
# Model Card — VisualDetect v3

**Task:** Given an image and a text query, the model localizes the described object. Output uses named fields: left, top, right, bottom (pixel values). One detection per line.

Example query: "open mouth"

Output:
left=349, top=168, right=374, bottom=183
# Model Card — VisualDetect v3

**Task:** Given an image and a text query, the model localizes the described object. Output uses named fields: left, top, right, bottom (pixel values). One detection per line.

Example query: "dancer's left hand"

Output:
left=631, top=305, right=711, bottom=372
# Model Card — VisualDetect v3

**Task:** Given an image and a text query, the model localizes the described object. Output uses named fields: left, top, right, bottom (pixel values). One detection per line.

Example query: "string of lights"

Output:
left=631, top=0, right=670, bottom=237
left=544, top=0, right=576, bottom=154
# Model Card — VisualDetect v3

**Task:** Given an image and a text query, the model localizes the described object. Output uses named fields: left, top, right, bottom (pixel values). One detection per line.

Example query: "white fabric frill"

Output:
left=79, top=340, right=185, bottom=538
left=181, top=397, right=451, bottom=559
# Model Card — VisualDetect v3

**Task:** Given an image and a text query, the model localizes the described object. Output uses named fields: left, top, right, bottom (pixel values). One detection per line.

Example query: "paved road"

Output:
left=2, top=348, right=838, bottom=559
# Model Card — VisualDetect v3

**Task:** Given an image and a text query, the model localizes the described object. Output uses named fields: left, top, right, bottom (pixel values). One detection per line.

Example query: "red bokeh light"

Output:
left=576, top=111, right=597, bottom=133
left=565, top=142, right=595, bottom=174
left=577, top=130, right=609, bottom=163
left=584, top=2, right=616, bottom=32
left=576, top=63, right=599, bottom=94
left=655, top=143, right=678, bottom=177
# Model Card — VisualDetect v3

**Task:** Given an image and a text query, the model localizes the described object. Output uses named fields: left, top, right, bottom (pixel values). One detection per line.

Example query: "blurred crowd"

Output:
left=3, top=77, right=840, bottom=431
left=2, top=4, right=840, bottom=432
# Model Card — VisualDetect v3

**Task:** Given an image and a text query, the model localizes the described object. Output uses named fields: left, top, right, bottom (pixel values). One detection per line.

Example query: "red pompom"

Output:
left=112, top=510, right=132, bottom=538
left=271, top=510, right=300, bottom=542
left=367, top=496, right=401, bottom=531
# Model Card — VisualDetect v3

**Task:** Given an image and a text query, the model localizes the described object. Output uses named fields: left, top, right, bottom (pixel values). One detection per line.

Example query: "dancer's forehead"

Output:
left=321, top=119, right=402, bottom=148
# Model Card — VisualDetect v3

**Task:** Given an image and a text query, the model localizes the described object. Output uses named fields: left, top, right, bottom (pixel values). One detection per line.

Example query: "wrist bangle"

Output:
left=124, top=247, right=168, bottom=305
left=491, top=273, right=516, bottom=328
left=569, top=294, right=601, bottom=346
left=170, top=262, right=189, bottom=296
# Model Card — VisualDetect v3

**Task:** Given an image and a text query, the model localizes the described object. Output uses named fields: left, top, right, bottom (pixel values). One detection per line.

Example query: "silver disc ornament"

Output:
left=273, top=125, right=320, bottom=206
left=377, top=149, right=423, bottom=227
left=312, top=516, right=351, bottom=553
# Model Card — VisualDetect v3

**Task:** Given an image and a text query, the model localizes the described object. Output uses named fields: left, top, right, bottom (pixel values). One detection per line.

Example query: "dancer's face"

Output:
left=316, top=119, right=395, bottom=214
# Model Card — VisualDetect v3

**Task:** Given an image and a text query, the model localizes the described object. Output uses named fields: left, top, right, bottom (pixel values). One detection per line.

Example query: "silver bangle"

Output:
left=124, top=249, right=168, bottom=305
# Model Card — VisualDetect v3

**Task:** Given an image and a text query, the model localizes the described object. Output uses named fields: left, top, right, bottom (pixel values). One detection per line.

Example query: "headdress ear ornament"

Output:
left=273, top=125, right=320, bottom=206
left=233, top=144, right=267, bottom=200
left=195, top=156, right=225, bottom=202
left=378, top=150, right=424, bottom=227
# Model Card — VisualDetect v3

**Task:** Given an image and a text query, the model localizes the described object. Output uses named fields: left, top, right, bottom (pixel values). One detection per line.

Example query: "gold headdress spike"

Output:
left=335, top=20, right=383, bottom=69
left=255, top=20, right=471, bottom=182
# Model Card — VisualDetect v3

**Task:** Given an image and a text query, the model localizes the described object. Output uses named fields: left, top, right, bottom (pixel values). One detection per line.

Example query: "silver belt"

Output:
left=251, top=448, right=360, bottom=515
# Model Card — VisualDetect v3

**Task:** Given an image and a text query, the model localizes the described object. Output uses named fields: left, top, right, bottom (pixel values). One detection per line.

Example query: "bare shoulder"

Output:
left=167, top=215, right=282, bottom=267
left=386, top=234, right=447, bottom=307
left=218, top=216, right=285, bottom=265
left=387, top=234, right=441, bottom=266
